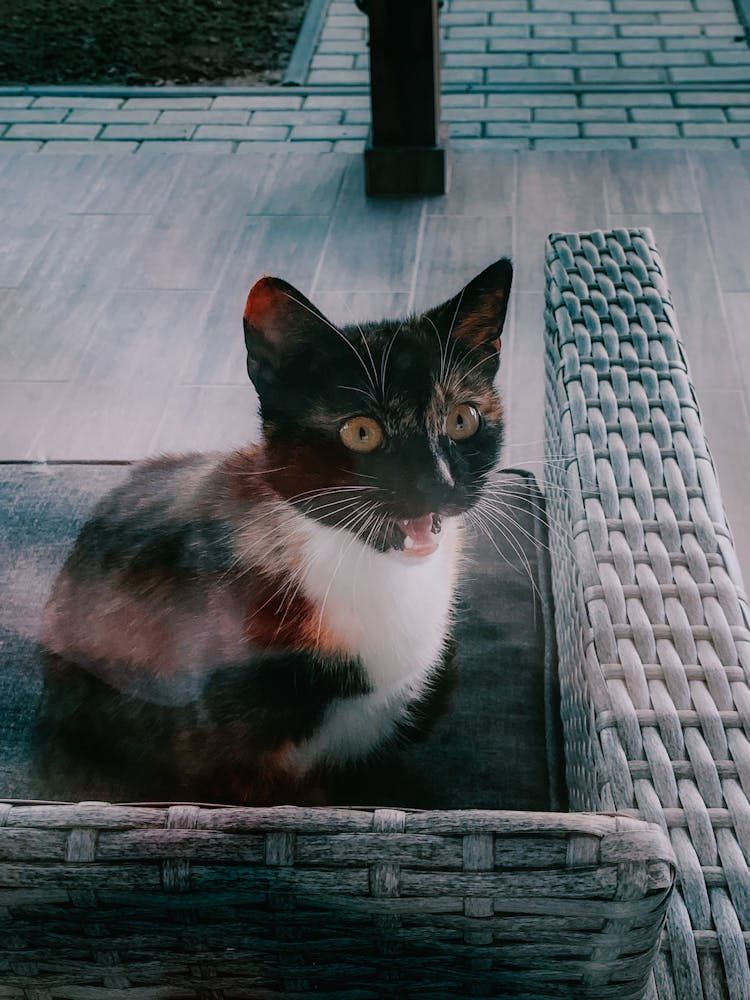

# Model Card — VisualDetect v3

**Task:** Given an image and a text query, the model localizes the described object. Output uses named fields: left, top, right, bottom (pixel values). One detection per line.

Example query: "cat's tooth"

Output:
left=403, top=535, right=415, bottom=550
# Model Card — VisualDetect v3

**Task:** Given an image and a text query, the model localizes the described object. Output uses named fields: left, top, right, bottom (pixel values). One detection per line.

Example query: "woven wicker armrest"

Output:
left=544, top=228, right=750, bottom=1000
left=0, top=803, right=673, bottom=997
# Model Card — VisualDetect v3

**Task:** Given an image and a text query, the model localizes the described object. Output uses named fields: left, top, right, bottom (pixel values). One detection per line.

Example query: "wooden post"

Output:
left=360, top=0, right=447, bottom=197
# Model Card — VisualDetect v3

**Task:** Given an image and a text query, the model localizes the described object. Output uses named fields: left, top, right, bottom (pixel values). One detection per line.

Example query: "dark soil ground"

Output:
left=0, top=0, right=309, bottom=86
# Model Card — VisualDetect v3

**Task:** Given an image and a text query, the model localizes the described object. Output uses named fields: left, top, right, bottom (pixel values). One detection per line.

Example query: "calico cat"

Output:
left=36, top=259, right=512, bottom=804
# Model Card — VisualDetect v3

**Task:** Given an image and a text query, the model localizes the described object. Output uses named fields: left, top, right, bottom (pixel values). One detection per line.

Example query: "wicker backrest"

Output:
left=544, top=228, right=750, bottom=999
left=0, top=803, right=673, bottom=997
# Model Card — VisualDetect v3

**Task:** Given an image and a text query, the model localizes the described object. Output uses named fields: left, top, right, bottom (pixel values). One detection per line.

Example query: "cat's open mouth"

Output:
left=392, top=513, right=442, bottom=558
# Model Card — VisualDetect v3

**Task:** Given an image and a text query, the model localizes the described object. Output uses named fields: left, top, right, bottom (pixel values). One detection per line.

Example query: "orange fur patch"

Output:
left=244, top=581, right=346, bottom=656
left=244, top=276, right=277, bottom=326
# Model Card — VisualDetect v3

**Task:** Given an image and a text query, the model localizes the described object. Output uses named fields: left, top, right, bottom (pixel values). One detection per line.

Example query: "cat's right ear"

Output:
left=243, top=276, right=328, bottom=385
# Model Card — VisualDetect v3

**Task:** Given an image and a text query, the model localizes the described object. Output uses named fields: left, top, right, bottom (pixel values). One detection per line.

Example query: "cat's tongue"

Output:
left=398, top=514, right=439, bottom=557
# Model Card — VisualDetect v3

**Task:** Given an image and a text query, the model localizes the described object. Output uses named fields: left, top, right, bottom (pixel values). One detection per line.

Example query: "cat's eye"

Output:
left=339, top=417, right=385, bottom=453
left=446, top=404, right=480, bottom=441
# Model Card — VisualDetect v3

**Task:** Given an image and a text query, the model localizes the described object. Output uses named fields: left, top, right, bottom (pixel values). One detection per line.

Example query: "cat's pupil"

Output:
left=457, top=415, right=464, bottom=427
left=359, top=427, right=367, bottom=440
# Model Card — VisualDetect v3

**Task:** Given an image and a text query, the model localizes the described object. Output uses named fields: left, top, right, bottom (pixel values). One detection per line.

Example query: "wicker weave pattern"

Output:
left=544, top=228, right=750, bottom=1000
left=0, top=804, right=673, bottom=997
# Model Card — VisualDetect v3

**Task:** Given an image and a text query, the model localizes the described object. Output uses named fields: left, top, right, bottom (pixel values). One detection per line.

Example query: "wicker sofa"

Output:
left=2, top=227, right=744, bottom=998
left=544, top=228, right=750, bottom=999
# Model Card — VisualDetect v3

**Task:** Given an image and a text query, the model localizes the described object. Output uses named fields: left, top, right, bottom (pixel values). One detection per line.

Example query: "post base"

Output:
left=364, top=133, right=448, bottom=197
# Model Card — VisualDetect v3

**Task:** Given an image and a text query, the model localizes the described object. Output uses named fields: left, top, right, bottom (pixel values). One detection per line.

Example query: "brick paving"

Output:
left=1, top=0, right=749, bottom=151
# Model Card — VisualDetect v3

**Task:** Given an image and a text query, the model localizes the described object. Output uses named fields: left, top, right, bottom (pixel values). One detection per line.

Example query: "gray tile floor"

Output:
left=1, top=147, right=749, bottom=576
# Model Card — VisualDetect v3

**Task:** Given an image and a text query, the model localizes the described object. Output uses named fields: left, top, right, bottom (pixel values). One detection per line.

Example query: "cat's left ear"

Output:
left=243, top=275, right=329, bottom=385
left=430, top=258, right=513, bottom=350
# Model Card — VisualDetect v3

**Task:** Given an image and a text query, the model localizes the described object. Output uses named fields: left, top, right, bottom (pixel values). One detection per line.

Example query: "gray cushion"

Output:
left=0, top=464, right=564, bottom=811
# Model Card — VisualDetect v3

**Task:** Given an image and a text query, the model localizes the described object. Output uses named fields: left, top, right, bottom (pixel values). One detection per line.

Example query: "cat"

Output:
left=36, top=258, right=512, bottom=804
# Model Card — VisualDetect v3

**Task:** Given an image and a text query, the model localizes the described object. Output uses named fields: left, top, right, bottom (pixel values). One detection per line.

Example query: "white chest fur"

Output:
left=287, top=517, right=461, bottom=771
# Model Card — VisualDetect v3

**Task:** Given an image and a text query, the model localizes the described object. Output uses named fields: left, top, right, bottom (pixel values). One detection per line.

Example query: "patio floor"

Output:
left=1, top=146, right=749, bottom=577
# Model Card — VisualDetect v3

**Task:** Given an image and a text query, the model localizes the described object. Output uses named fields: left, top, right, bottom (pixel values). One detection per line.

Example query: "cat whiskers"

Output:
left=283, top=291, right=381, bottom=403
left=466, top=501, right=544, bottom=611
left=312, top=501, right=384, bottom=648
left=276, top=501, right=377, bottom=644
left=380, top=323, right=404, bottom=398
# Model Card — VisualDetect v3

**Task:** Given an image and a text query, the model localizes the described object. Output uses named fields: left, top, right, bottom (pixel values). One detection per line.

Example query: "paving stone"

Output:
left=343, top=109, right=371, bottom=124
left=444, top=107, right=531, bottom=121
left=449, top=122, right=483, bottom=137
left=442, top=68, right=485, bottom=83
left=137, top=140, right=237, bottom=153
left=683, top=122, right=750, bottom=134
left=487, top=68, right=575, bottom=82
left=576, top=37, right=661, bottom=49
left=637, top=136, right=737, bottom=147
left=675, top=90, right=750, bottom=103
left=193, top=125, right=288, bottom=140
left=445, top=52, right=529, bottom=66
left=443, top=38, right=492, bottom=51
left=6, top=123, right=101, bottom=139
left=311, top=54, right=356, bottom=69
left=582, top=91, right=673, bottom=104
left=536, top=23, right=615, bottom=35
left=123, top=97, right=213, bottom=110
left=664, top=35, right=745, bottom=48
left=620, top=50, right=708, bottom=64
left=728, top=109, right=750, bottom=120
left=631, top=107, right=727, bottom=121
left=353, top=54, right=370, bottom=69
left=325, top=14, right=367, bottom=28
left=32, top=96, right=123, bottom=108
left=738, top=138, right=750, bottom=146
left=442, top=94, right=487, bottom=106
left=252, top=110, right=343, bottom=125
left=451, top=137, right=530, bottom=148
left=705, top=23, right=745, bottom=33
left=669, top=65, right=750, bottom=79
left=455, top=0, right=526, bottom=8
left=488, top=92, right=577, bottom=105
left=575, top=11, right=658, bottom=20
left=486, top=121, right=580, bottom=136
left=531, top=0, right=611, bottom=9
left=102, top=124, right=196, bottom=140
left=441, top=12, right=490, bottom=24
left=451, top=26, right=533, bottom=41
left=584, top=121, right=680, bottom=135
left=614, top=0, right=694, bottom=8
left=214, top=95, right=303, bottom=110
left=0, top=140, right=42, bottom=152
left=319, top=27, right=367, bottom=40
left=0, top=97, right=34, bottom=108
left=333, top=140, right=366, bottom=152
left=452, top=16, right=571, bottom=30
left=532, top=52, right=617, bottom=65
left=317, top=41, right=369, bottom=54
left=157, top=109, right=249, bottom=124
left=303, top=95, right=370, bottom=109
left=534, top=136, right=632, bottom=147
left=487, top=37, right=573, bottom=50
left=38, top=140, right=139, bottom=153
left=534, top=106, right=628, bottom=120
left=659, top=10, right=738, bottom=19
left=307, top=70, right=369, bottom=84
left=470, top=0, right=527, bottom=9
left=289, top=124, right=369, bottom=139
left=618, top=23, right=702, bottom=33
left=67, top=109, right=160, bottom=124
left=712, top=49, right=750, bottom=62
left=240, top=140, right=333, bottom=152
left=579, top=67, right=667, bottom=80
left=0, top=109, right=67, bottom=123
